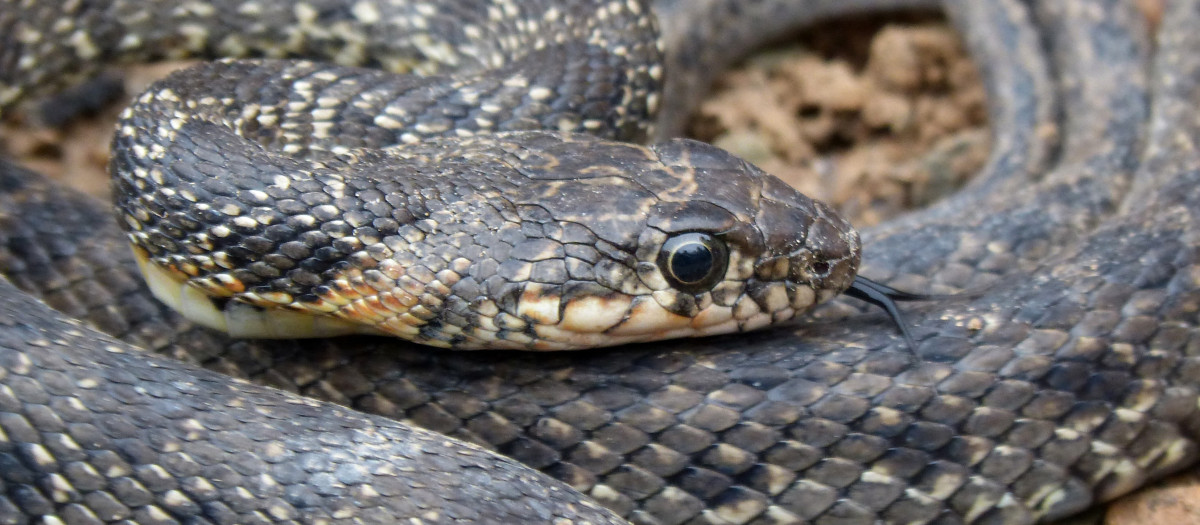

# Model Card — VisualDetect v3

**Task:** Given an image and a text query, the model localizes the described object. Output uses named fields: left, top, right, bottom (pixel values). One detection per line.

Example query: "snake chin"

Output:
left=135, top=249, right=385, bottom=339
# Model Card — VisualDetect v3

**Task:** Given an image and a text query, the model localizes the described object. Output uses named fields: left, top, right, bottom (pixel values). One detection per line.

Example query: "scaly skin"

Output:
left=1, top=0, right=1199, bottom=524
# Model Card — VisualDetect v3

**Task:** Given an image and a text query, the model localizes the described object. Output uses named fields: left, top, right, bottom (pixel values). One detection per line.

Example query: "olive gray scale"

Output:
left=1, top=0, right=1200, bottom=525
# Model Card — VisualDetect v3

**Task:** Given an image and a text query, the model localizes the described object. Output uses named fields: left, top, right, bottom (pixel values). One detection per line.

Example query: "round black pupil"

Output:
left=672, top=242, right=714, bottom=283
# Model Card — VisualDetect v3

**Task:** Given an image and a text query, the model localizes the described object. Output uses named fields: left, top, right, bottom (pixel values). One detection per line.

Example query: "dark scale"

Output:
left=1, top=0, right=1199, bottom=524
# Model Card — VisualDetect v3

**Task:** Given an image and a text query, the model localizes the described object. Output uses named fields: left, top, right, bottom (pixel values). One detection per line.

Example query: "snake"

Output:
left=0, top=0, right=1198, bottom=523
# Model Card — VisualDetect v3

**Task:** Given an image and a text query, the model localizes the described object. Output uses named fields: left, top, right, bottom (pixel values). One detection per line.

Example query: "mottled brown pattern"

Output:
left=1, top=0, right=1199, bottom=524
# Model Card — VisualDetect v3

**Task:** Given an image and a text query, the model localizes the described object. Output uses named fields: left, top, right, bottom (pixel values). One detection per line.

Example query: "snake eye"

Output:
left=658, top=232, right=729, bottom=293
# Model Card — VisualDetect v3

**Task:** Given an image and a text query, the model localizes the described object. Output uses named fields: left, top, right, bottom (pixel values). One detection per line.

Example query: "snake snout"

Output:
left=754, top=176, right=862, bottom=308
left=785, top=218, right=861, bottom=304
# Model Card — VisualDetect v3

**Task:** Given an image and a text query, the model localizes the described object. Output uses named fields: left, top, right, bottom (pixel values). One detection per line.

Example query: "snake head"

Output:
left=602, top=138, right=862, bottom=342
left=439, top=134, right=863, bottom=349
left=122, top=126, right=860, bottom=350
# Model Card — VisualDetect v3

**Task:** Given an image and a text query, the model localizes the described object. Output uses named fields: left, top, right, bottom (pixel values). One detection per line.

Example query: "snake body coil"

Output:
left=2, top=0, right=1200, bottom=524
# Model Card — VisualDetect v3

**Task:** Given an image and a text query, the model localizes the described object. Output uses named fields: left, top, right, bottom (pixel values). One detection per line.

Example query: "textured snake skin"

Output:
left=1, top=0, right=1199, bottom=524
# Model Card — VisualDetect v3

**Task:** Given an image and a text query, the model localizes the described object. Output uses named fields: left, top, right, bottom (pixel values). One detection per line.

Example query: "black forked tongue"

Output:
left=844, top=276, right=933, bottom=350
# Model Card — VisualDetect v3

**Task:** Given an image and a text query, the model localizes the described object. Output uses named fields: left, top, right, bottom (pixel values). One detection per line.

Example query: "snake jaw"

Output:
left=133, top=248, right=384, bottom=338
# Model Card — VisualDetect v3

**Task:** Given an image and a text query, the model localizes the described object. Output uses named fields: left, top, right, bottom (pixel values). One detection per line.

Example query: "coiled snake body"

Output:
left=1, top=0, right=1199, bottom=524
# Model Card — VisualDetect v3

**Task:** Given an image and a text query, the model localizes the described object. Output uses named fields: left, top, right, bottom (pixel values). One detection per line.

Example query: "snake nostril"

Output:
left=812, top=261, right=831, bottom=275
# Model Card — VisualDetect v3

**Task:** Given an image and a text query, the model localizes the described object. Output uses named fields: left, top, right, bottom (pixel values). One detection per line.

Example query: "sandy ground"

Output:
left=690, top=14, right=988, bottom=227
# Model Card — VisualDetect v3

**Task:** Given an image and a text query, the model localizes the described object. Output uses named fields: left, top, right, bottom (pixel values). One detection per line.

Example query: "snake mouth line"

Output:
left=133, top=249, right=384, bottom=338
left=134, top=244, right=817, bottom=349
